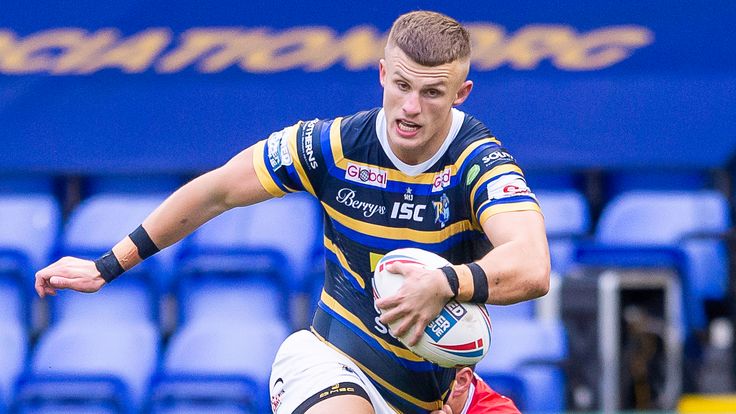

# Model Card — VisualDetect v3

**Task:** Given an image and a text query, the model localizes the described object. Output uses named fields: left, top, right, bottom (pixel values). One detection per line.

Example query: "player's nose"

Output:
left=402, top=92, right=421, bottom=116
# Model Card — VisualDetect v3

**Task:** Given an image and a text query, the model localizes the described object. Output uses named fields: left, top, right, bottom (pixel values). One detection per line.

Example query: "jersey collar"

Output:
left=375, top=108, right=465, bottom=177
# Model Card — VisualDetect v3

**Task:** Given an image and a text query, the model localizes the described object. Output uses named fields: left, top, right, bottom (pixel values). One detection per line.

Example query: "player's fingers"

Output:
left=385, top=261, right=418, bottom=276
left=34, top=274, right=47, bottom=298
left=48, top=276, right=75, bottom=290
left=391, top=312, right=419, bottom=340
left=375, top=293, right=401, bottom=310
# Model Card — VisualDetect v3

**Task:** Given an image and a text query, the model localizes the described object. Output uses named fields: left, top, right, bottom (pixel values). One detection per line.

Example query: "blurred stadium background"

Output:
left=1, top=0, right=736, bottom=413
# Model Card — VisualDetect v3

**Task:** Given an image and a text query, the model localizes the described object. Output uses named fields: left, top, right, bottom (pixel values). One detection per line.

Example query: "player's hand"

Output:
left=431, top=404, right=454, bottom=414
left=375, top=261, right=453, bottom=346
left=35, top=256, right=106, bottom=298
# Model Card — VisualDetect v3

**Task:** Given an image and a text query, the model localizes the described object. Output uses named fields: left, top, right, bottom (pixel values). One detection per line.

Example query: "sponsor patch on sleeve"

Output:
left=486, top=174, right=536, bottom=201
left=266, top=127, right=291, bottom=170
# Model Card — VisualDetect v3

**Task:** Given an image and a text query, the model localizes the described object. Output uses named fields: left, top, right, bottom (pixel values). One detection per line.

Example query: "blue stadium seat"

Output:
left=536, top=190, right=590, bottom=276
left=184, top=192, right=321, bottom=290
left=476, top=318, right=567, bottom=412
left=16, top=320, right=159, bottom=414
left=486, top=190, right=590, bottom=321
left=580, top=190, right=731, bottom=330
left=178, top=192, right=321, bottom=327
left=176, top=276, right=286, bottom=326
left=0, top=320, right=27, bottom=411
left=151, top=319, right=288, bottom=414
left=0, top=194, right=61, bottom=277
left=54, top=193, right=183, bottom=325
left=0, top=194, right=61, bottom=328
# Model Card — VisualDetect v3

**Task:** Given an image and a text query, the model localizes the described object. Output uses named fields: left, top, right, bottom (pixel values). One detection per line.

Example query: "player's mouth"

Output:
left=395, top=119, right=421, bottom=138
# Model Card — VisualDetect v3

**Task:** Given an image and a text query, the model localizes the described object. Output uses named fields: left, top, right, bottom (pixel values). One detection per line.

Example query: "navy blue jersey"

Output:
left=253, top=108, right=540, bottom=413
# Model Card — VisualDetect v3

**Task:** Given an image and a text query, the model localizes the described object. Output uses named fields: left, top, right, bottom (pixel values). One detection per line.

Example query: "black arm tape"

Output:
left=439, top=266, right=459, bottom=298
left=129, top=225, right=160, bottom=260
left=467, top=262, right=489, bottom=303
left=94, top=250, right=124, bottom=283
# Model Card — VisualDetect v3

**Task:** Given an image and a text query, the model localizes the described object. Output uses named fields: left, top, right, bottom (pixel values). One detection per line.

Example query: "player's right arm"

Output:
left=34, top=145, right=272, bottom=298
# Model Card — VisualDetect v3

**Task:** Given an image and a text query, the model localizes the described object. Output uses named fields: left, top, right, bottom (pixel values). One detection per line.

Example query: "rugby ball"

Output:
left=373, top=248, right=492, bottom=368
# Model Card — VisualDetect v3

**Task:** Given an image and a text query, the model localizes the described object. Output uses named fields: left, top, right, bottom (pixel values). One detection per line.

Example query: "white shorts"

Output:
left=269, top=330, right=395, bottom=414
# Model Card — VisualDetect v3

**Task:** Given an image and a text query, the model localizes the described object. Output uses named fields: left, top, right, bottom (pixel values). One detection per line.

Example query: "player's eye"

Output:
left=424, top=89, right=442, bottom=98
left=396, top=81, right=410, bottom=91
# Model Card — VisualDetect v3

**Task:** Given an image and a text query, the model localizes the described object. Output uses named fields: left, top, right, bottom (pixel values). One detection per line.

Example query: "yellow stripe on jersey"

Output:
left=319, top=290, right=424, bottom=362
left=469, top=164, right=524, bottom=215
left=311, top=329, right=442, bottom=412
left=454, top=137, right=501, bottom=167
left=286, top=122, right=316, bottom=196
left=478, top=201, right=542, bottom=226
left=321, top=202, right=473, bottom=243
left=251, top=140, right=288, bottom=198
left=329, top=117, right=345, bottom=165
left=324, top=236, right=365, bottom=289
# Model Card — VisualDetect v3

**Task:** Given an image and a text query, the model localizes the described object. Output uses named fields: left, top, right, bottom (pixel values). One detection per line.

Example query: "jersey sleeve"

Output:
left=463, top=142, right=540, bottom=229
left=251, top=119, right=327, bottom=198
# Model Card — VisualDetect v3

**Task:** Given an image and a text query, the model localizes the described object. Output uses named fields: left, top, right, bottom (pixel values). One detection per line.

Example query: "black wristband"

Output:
left=129, top=225, right=160, bottom=260
left=439, top=266, right=459, bottom=298
left=94, top=250, right=125, bottom=283
left=467, top=262, right=489, bottom=303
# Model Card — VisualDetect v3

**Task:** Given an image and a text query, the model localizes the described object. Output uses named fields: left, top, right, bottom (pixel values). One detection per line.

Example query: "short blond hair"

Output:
left=387, top=11, right=471, bottom=66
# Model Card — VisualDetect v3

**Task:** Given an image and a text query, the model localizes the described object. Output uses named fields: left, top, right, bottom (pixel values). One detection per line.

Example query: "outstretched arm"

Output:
left=376, top=210, right=550, bottom=345
left=35, top=145, right=272, bottom=297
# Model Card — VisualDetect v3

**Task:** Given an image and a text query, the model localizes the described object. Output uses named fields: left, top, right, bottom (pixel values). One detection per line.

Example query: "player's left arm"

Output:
left=376, top=210, right=550, bottom=345
left=474, top=209, right=550, bottom=304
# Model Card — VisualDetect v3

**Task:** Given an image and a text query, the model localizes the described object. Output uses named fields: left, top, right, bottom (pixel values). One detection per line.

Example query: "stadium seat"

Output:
left=536, top=190, right=591, bottom=276
left=183, top=192, right=321, bottom=289
left=0, top=194, right=61, bottom=276
left=53, top=193, right=183, bottom=325
left=0, top=194, right=61, bottom=329
left=476, top=318, right=568, bottom=412
left=0, top=320, right=27, bottom=411
left=16, top=320, right=159, bottom=414
left=151, top=318, right=288, bottom=414
left=578, top=190, right=731, bottom=330
left=176, top=275, right=285, bottom=326
left=486, top=190, right=590, bottom=321
left=178, top=192, right=321, bottom=327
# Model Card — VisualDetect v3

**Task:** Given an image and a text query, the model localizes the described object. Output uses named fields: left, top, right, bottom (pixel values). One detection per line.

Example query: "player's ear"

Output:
left=379, top=59, right=387, bottom=87
left=453, top=367, right=474, bottom=394
left=452, top=80, right=473, bottom=106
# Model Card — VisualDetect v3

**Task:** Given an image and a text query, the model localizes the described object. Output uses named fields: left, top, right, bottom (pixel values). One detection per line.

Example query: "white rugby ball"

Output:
left=373, top=248, right=492, bottom=368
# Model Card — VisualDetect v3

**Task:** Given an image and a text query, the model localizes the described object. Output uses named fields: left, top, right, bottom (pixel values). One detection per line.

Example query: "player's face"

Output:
left=379, top=44, right=473, bottom=165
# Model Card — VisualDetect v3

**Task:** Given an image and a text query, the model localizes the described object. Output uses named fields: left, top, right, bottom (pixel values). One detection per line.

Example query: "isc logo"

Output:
left=390, top=202, right=425, bottom=222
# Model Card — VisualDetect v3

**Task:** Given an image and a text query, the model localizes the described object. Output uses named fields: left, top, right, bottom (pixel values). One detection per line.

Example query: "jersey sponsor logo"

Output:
left=487, top=175, right=535, bottom=201
left=266, top=127, right=290, bottom=170
left=390, top=202, right=426, bottom=222
left=301, top=119, right=318, bottom=170
left=431, top=167, right=452, bottom=192
left=336, top=188, right=386, bottom=218
left=390, top=187, right=425, bottom=222
left=433, top=193, right=450, bottom=228
left=466, top=164, right=481, bottom=186
left=345, top=162, right=387, bottom=188
left=482, top=150, right=514, bottom=166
